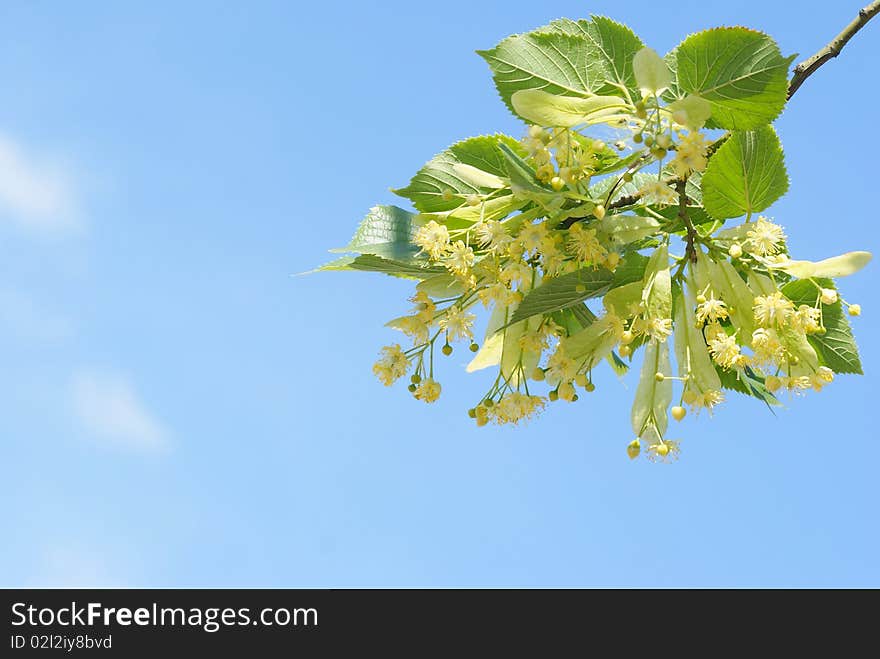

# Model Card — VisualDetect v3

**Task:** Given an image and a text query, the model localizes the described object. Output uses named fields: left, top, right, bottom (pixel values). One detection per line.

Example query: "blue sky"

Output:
left=0, top=0, right=876, bottom=587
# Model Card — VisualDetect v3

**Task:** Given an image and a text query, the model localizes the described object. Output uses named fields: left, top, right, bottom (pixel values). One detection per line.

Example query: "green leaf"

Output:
left=570, top=303, right=599, bottom=329
left=540, top=16, right=645, bottom=101
left=510, top=89, right=628, bottom=128
left=674, top=27, right=794, bottom=130
left=715, top=364, right=781, bottom=407
left=592, top=148, right=647, bottom=177
left=702, top=126, right=789, bottom=220
left=508, top=268, right=614, bottom=325
left=330, top=205, right=420, bottom=261
left=478, top=31, right=605, bottom=119
left=393, top=135, right=523, bottom=213
left=416, top=274, right=466, bottom=298
left=782, top=278, right=863, bottom=375
left=346, top=254, right=445, bottom=279
left=509, top=251, right=648, bottom=325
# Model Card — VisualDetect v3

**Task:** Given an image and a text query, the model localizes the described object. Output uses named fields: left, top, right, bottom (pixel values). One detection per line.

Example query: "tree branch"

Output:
left=788, top=0, right=880, bottom=99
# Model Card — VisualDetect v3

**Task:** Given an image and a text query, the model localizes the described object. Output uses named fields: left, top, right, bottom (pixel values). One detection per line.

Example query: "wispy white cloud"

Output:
left=0, top=132, right=79, bottom=232
left=72, top=371, right=169, bottom=451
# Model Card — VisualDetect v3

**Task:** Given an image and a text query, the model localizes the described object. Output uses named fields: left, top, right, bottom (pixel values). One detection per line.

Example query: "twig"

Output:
left=788, top=1, right=880, bottom=98
left=676, top=179, right=698, bottom=262
left=559, top=2, right=878, bottom=228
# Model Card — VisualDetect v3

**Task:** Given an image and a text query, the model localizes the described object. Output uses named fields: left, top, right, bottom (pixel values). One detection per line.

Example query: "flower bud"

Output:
left=820, top=288, right=838, bottom=305
left=848, top=303, right=862, bottom=317
left=671, top=405, right=686, bottom=421
left=728, top=243, right=743, bottom=259
left=627, top=438, right=641, bottom=460
left=593, top=204, right=606, bottom=220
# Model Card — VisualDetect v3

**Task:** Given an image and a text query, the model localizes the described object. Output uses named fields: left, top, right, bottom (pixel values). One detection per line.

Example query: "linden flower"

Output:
left=518, top=222, right=549, bottom=253
left=695, top=293, right=729, bottom=324
left=567, top=224, right=607, bottom=264
left=780, top=375, right=812, bottom=394
left=671, top=131, right=709, bottom=177
left=810, top=366, right=834, bottom=391
left=444, top=240, right=475, bottom=276
left=541, top=249, right=567, bottom=276
left=499, top=260, right=534, bottom=287
left=639, top=179, right=677, bottom=206
left=410, top=291, right=436, bottom=323
left=490, top=393, right=546, bottom=425
left=684, top=388, right=725, bottom=414
left=414, top=378, right=441, bottom=403
left=794, top=304, right=822, bottom=334
left=394, top=315, right=430, bottom=344
left=646, top=440, right=681, bottom=463
left=645, top=317, right=673, bottom=342
left=754, top=291, right=795, bottom=328
left=519, top=328, right=550, bottom=354
left=478, top=282, right=513, bottom=307
left=746, top=217, right=786, bottom=256
left=545, top=346, right=578, bottom=385
left=477, top=282, right=513, bottom=308
left=475, top=220, right=510, bottom=252
left=751, top=327, right=783, bottom=365
left=372, top=344, right=409, bottom=386
left=414, top=220, right=450, bottom=260
left=708, top=332, right=742, bottom=370
left=440, top=306, right=475, bottom=341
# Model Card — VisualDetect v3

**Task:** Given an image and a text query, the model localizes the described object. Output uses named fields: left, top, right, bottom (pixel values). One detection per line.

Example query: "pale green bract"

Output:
left=511, top=89, right=629, bottom=128
left=632, top=47, right=672, bottom=94
left=320, top=14, right=871, bottom=462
